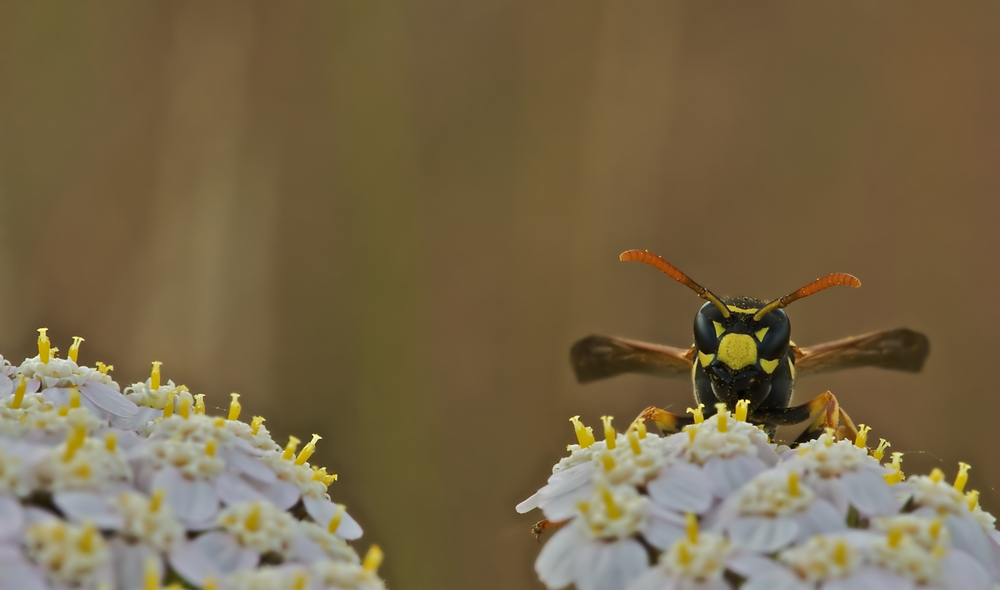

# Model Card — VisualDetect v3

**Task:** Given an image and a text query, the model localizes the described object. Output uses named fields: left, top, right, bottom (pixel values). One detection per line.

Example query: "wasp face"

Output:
left=693, top=299, right=791, bottom=405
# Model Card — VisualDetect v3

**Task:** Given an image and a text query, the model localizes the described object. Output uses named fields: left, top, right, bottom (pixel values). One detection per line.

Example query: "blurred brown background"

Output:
left=1, top=2, right=999, bottom=588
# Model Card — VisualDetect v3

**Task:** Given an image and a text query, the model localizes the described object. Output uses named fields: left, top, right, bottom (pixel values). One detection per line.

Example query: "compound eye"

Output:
left=693, top=303, right=724, bottom=353
left=755, top=310, right=790, bottom=360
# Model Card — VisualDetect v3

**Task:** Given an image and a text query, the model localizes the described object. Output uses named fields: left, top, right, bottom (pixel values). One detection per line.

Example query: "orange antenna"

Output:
left=620, top=250, right=730, bottom=318
left=753, top=273, right=861, bottom=321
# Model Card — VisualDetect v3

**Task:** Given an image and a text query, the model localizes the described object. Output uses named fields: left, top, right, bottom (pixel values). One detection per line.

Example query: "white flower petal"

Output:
left=249, top=477, right=301, bottom=510
left=647, top=462, right=715, bottom=514
left=0, top=377, right=11, bottom=399
left=112, top=540, right=161, bottom=590
left=825, top=567, right=915, bottom=590
left=79, top=381, right=138, bottom=418
left=222, top=449, right=277, bottom=483
left=703, top=454, right=767, bottom=499
left=794, top=499, right=846, bottom=538
left=153, top=467, right=220, bottom=526
left=0, top=496, right=24, bottom=543
left=841, top=470, right=899, bottom=517
left=727, top=551, right=788, bottom=578
left=0, top=554, right=48, bottom=590
left=303, top=496, right=363, bottom=540
left=535, top=523, right=582, bottom=589
left=540, top=482, right=594, bottom=522
left=574, top=538, right=648, bottom=590
left=641, top=504, right=687, bottom=550
left=216, top=471, right=268, bottom=505
left=625, top=567, right=680, bottom=590
left=169, top=531, right=258, bottom=586
left=727, top=516, right=798, bottom=552
left=53, top=491, right=124, bottom=529
left=515, top=491, right=541, bottom=514
left=741, top=569, right=809, bottom=590
left=942, top=513, right=1000, bottom=580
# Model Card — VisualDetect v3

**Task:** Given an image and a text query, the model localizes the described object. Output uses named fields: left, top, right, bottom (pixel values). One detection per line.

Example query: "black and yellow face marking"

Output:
left=693, top=297, right=792, bottom=408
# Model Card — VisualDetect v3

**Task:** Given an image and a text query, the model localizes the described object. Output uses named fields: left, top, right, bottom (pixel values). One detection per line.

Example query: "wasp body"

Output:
left=571, top=250, right=929, bottom=442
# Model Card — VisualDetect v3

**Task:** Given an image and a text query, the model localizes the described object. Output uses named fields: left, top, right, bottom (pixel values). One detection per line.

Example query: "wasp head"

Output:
left=693, top=298, right=791, bottom=402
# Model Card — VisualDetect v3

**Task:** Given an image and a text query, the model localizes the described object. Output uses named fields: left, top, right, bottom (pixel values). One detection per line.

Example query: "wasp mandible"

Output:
left=570, top=250, right=929, bottom=443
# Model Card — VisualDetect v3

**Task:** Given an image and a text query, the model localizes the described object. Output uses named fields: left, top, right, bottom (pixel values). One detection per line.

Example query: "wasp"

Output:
left=570, top=250, right=929, bottom=443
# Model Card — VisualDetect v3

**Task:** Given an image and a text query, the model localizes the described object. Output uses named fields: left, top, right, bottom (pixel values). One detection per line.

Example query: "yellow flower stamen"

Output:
left=203, top=439, right=217, bottom=457
left=68, top=336, right=84, bottom=363
left=677, top=542, right=692, bottom=565
left=327, top=504, right=346, bottom=533
left=734, top=399, right=749, bottom=422
left=150, top=489, right=165, bottom=512
left=632, top=417, right=647, bottom=439
left=96, top=362, right=112, bottom=375
left=312, top=467, right=338, bottom=485
left=855, top=424, right=871, bottom=448
left=601, top=416, right=616, bottom=450
left=295, top=434, right=321, bottom=466
left=177, top=395, right=191, bottom=419
left=929, top=518, right=943, bottom=540
left=78, top=522, right=98, bottom=552
left=824, top=427, right=835, bottom=446
left=686, top=403, right=705, bottom=424
left=954, top=462, right=971, bottom=493
left=282, top=436, right=301, bottom=461
left=787, top=471, right=800, bottom=496
left=685, top=424, right=697, bottom=443
left=599, top=485, right=620, bottom=519
left=293, top=572, right=308, bottom=590
left=194, top=393, right=206, bottom=415
left=11, top=376, right=25, bottom=410
left=150, top=361, right=162, bottom=390
left=685, top=513, right=698, bottom=543
left=144, top=555, right=159, bottom=590
left=228, top=393, right=241, bottom=421
left=363, top=544, right=384, bottom=573
left=162, top=392, right=175, bottom=418
left=833, top=539, right=848, bottom=565
left=64, top=424, right=87, bottom=461
left=37, top=328, right=51, bottom=364
left=967, top=490, right=980, bottom=512
left=584, top=426, right=595, bottom=447
left=929, top=468, right=945, bottom=484
left=213, top=417, right=226, bottom=429
left=105, top=432, right=117, bottom=452
left=887, top=527, right=903, bottom=548
left=873, top=438, right=890, bottom=462
left=202, top=578, right=219, bottom=590
left=627, top=428, right=642, bottom=455
left=250, top=415, right=265, bottom=435
left=58, top=405, right=70, bottom=417
left=884, top=452, right=905, bottom=484
left=715, top=403, right=728, bottom=432
left=569, top=416, right=593, bottom=448
left=599, top=452, right=615, bottom=471
left=68, top=387, right=81, bottom=409
left=245, top=503, right=261, bottom=531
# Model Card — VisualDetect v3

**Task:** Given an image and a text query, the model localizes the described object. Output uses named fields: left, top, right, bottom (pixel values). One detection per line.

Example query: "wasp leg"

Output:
left=637, top=406, right=696, bottom=435
left=749, top=391, right=860, bottom=444
left=532, top=519, right=565, bottom=542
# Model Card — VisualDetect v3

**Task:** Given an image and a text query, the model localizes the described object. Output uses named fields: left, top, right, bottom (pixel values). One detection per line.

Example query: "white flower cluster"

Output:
left=518, top=403, right=999, bottom=590
left=0, top=329, right=387, bottom=590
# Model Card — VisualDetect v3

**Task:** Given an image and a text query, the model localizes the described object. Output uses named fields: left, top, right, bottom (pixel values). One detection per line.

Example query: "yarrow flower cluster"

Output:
left=518, top=402, right=999, bottom=590
left=0, top=328, right=387, bottom=590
